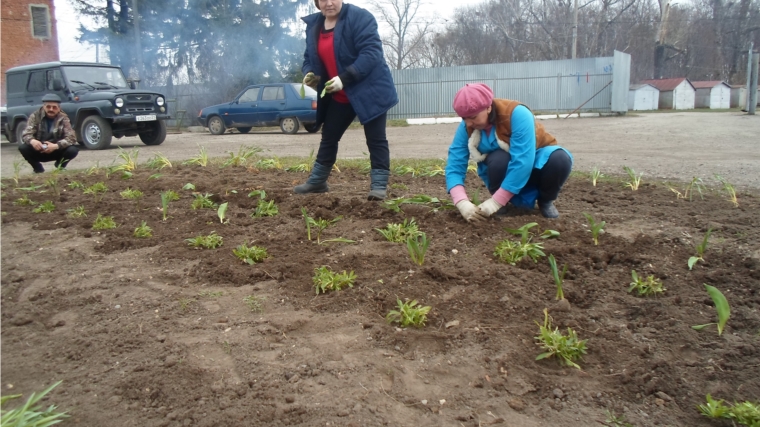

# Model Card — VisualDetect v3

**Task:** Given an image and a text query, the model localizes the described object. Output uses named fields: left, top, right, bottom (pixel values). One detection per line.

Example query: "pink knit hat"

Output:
left=452, top=83, right=494, bottom=117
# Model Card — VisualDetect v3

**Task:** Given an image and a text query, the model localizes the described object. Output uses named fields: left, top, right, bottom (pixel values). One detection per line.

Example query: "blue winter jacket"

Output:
left=302, top=4, right=398, bottom=125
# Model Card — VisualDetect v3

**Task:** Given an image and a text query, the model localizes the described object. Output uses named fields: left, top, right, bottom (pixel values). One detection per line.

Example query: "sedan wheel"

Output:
left=280, top=117, right=299, bottom=134
left=208, top=116, right=226, bottom=135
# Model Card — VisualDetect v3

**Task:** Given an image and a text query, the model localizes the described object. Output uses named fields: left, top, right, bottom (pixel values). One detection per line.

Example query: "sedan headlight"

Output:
left=156, top=97, right=165, bottom=106
left=114, top=97, right=124, bottom=108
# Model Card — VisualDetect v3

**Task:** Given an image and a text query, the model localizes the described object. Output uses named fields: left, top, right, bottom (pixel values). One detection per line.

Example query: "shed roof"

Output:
left=691, top=81, right=729, bottom=89
left=640, top=78, right=692, bottom=91
left=630, top=83, right=658, bottom=91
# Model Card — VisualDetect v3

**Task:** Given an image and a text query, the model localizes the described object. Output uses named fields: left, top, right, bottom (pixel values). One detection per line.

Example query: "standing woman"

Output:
left=445, top=83, right=573, bottom=221
left=296, top=0, right=398, bottom=200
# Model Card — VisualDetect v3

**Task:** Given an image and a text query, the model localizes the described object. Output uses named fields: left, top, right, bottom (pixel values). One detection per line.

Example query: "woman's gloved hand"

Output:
left=325, top=76, right=343, bottom=93
left=477, top=198, right=503, bottom=217
left=303, top=72, right=320, bottom=89
left=456, top=200, right=486, bottom=223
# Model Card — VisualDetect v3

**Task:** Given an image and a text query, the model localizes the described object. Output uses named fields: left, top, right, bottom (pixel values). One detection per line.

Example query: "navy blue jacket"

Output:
left=302, top=4, right=398, bottom=125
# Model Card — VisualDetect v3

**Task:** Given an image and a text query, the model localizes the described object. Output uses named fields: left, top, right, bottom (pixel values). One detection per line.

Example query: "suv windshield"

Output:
left=63, top=66, right=129, bottom=89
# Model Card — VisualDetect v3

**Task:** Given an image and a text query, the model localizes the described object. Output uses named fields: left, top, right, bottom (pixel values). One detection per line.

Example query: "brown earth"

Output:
left=1, top=163, right=759, bottom=427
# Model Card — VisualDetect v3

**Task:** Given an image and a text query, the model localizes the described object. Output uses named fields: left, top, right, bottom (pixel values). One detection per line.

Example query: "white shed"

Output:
left=692, top=81, right=731, bottom=109
left=641, top=78, right=695, bottom=110
left=730, top=85, right=747, bottom=109
left=628, top=84, right=660, bottom=110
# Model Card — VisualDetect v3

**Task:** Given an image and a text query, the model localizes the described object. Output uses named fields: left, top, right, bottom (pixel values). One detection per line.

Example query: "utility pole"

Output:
left=749, top=51, right=759, bottom=115
left=132, top=0, right=144, bottom=79
left=746, top=42, right=754, bottom=111
left=571, top=0, right=578, bottom=59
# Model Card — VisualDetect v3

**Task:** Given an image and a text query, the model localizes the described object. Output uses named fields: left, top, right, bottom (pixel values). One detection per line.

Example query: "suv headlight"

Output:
left=114, top=97, right=124, bottom=108
left=156, top=97, right=165, bottom=106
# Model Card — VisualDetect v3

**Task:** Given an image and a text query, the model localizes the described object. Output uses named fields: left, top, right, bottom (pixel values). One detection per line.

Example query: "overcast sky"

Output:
left=54, top=0, right=487, bottom=62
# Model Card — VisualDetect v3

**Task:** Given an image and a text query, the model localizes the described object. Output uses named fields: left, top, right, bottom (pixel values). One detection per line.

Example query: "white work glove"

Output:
left=325, top=76, right=343, bottom=93
left=456, top=200, right=486, bottom=223
left=303, top=72, right=320, bottom=89
left=477, top=198, right=503, bottom=217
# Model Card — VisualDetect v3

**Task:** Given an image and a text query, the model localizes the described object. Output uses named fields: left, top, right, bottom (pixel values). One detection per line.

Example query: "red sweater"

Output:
left=318, top=28, right=349, bottom=104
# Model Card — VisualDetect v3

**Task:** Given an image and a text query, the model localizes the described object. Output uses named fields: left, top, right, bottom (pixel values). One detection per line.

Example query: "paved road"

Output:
left=2, top=112, right=759, bottom=189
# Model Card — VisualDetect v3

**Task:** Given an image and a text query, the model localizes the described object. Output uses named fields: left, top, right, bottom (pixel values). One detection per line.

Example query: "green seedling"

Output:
left=133, top=221, right=153, bottom=238
left=495, top=222, right=546, bottom=265
left=33, top=201, right=55, bottom=213
left=313, top=265, right=356, bottom=294
left=386, top=299, right=431, bottom=328
left=197, top=290, right=223, bottom=298
left=688, top=228, right=712, bottom=270
left=406, top=232, right=430, bottom=266
left=591, top=166, right=603, bottom=186
left=420, top=165, right=445, bottom=177
left=286, top=149, right=315, bottom=173
left=233, top=243, right=269, bottom=265
left=714, top=174, right=739, bottom=208
left=146, top=152, right=172, bottom=170
left=692, top=284, right=730, bottom=335
left=13, top=195, right=35, bottom=206
left=0, top=380, right=68, bottom=427
left=698, top=394, right=730, bottom=419
left=68, top=181, right=85, bottom=190
left=217, top=202, right=229, bottom=223
left=623, top=166, right=642, bottom=190
left=113, top=147, right=139, bottom=172
left=120, top=187, right=144, bottom=211
left=222, top=145, right=261, bottom=168
left=541, top=229, right=560, bottom=239
left=506, top=222, right=539, bottom=244
left=92, top=214, right=117, bottom=230
left=119, top=170, right=133, bottom=180
left=381, top=194, right=455, bottom=213
left=729, top=401, right=760, bottom=425
left=183, top=183, right=196, bottom=191
left=547, top=254, right=567, bottom=300
left=255, top=158, right=283, bottom=170
left=83, top=182, right=108, bottom=202
left=66, top=206, right=87, bottom=218
left=191, top=193, right=217, bottom=210
left=243, top=295, right=265, bottom=313
left=164, top=190, right=180, bottom=201
left=251, top=199, right=279, bottom=217
left=11, top=158, right=23, bottom=186
left=301, top=208, right=342, bottom=244
left=178, top=298, right=196, bottom=312
left=46, top=176, right=60, bottom=196
left=583, top=212, right=606, bottom=245
left=248, top=189, right=267, bottom=199
left=393, top=165, right=420, bottom=176
left=628, top=270, right=666, bottom=296
left=670, top=176, right=705, bottom=201
left=604, top=410, right=634, bottom=427
left=148, top=173, right=162, bottom=180
left=15, top=184, right=45, bottom=192
left=160, top=191, right=175, bottom=221
left=86, top=162, right=101, bottom=175
left=375, top=218, right=422, bottom=243
left=535, top=308, right=588, bottom=369
left=186, top=232, right=223, bottom=249
left=183, top=145, right=209, bottom=167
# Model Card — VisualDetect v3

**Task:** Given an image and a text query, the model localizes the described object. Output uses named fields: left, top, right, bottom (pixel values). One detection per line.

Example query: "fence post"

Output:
left=749, top=52, right=759, bottom=115
left=556, top=74, right=562, bottom=117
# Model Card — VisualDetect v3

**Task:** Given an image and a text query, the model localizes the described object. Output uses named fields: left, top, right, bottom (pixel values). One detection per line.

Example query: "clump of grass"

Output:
left=191, top=193, right=217, bottom=210
left=386, top=299, right=431, bottom=328
left=628, top=270, right=665, bottom=296
left=714, top=175, right=739, bottom=207
left=186, top=232, right=223, bottom=249
left=233, top=243, right=268, bottom=264
left=92, top=214, right=117, bottom=230
left=197, top=290, right=223, bottom=298
left=67, top=181, right=86, bottom=190
left=376, top=218, right=422, bottom=243
left=222, top=145, right=261, bottom=168
left=313, top=266, right=356, bottom=294
left=255, top=158, right=283, bottom=170
left=698, top=394, right=759, bottom=426
left=535, top=308, right=588, bottom=369
left=494, top=223, right=545, bottom=265
left=66, top=206, right=87, bottom=218
left=83, top=182, right=108, bottom=202
left=623, top=166, right=642, bottom=190
left=13, top=195, right=35, bottom=206
left=32, top=201, right=56, bottom=213
left=113, top=147, right=139, bottom=172
left=302, top=208, right=343, bottom=244
left=406, top=233, right=430, bottom=266
left=146, top=152, right=172, bottom=170
left=670, top=176, right=704, bottom=201
left=0, top=380, right=68, bottom=426
left=133, top=221, right=153, bottom=238
left=251, top=199, right=278, bottom=217
left=178, top=298, right=196, bottom=312
left=243, top=295, right=265, bottom=313
left=121, top=187, right=144, bottom=211
left=183, top=145, right=209, bottom=167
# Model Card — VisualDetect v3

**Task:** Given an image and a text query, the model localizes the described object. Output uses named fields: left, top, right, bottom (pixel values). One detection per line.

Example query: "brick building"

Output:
left=1, top=0, right=60, bottom=104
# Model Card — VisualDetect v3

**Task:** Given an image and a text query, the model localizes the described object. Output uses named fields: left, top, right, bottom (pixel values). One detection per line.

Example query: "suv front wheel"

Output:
left=139, top=121, right=167, bottom=145
left=80, top=116, right=112, bottom=150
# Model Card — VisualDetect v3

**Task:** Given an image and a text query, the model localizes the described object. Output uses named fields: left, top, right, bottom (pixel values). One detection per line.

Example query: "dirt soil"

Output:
left=2, top=161, right=759, bottom=426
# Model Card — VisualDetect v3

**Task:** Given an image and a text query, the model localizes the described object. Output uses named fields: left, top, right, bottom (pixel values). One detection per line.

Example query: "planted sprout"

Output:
left=591, top=166, right=603, bottom=186
left=66, top=206, right=87, bottom=218
left=146, top=152, right=173, bottom=170
left=46, top=176, right=60, bottom=196
left=623, top=166, right=642, bottom=190
left=191, top=193, right=217, bottom=210
left=255, top=158, right=283, bottom=170
left=133, top=221, right=153, bottom=238
left=183, top=145, right=209, bottom=167
left=495, top=223, right=545, bottom=265
left=541, top=229, right=560, bottom=239
left=697, top=395, right=760, bottom=426
left=604, top=410, right=634, bottom=427
left=0, top=380, right=68, bottom=426
left=698, top=394, right=730, bottom=419
left=121, top=187, right=144, bottom=211
left=92, top=214, right=117, bottom=230
left=535, top=308, right=588, bottom=369
left=83, top=182, right=108, bottom=202
left=68, top=181, right=86, bottom=190
left=583, top=213, right=606, bottom=246
left=160, top=191, right=176, bottom=221
left=692, top=284, right=730, bottom=335
left=386, top=299, right=431, bottom=328
left=313, top=266, right=356, bottom=294
left=148, top=173, right=162, bottom=180
left=222, top=145, right=261, bottom=168
left=217, top=202, right=229, bottom=223
left=248, top=189, right=267, bottom=199
left=11, top=158, right=23, bottom=186
left=628, top=270, right=666, bottom=296
left=670, top=176, right=705, bottom=201
left=13, top=195, right=35, bottom=206
left=251, top=199, right=279, bottom=218
left=301, top=208, right=342, bottom=244
left=32, top=201, right=55, bottom=213
left=406, top=232, right=430, bottom=266
left=233, top=243, right=268, bottom=265
left=183, top=183, right=196, bottom=191
left=376, top=218, right=422, bottom=243
left=506, top=222, right=539, bottom=245
left=688, top=228, right=712, bottom=270
left=243, top=295, right=265, bottom=313
left=715, top=174, right=739, bottom=208
left=286, top=149, right=315, bottom=173
left=113, top=147, right=139, bottom=172
left=547, top=254, right=568, bottom=300
left=186, top=232, right=224, bottom=249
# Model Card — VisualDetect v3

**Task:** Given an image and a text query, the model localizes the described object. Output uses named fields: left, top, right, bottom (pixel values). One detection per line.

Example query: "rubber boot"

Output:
left=367, top=169, right=390, bottom=200
left=538, top=200, right=559, bottom=218
left=294, top=162, right=331, bottom=194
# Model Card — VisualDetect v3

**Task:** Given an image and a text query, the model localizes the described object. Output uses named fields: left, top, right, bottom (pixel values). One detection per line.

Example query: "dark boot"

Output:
left=32, top=162, right=45, bottom=173
left=367, top=169, right=390, bottom=200
left=294, top=162, right=331, bottom=194
left=538, top=200, right=559, bottom=218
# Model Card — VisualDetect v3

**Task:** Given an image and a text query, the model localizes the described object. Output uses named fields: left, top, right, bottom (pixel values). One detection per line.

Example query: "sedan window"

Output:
left=261, top=86, right=285, bottom=101
left=239, top=88, right=260, bottom=103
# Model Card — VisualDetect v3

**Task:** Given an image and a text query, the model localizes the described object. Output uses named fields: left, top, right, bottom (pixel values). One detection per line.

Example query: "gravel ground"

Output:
left=2, top=111, right=759, bottom=189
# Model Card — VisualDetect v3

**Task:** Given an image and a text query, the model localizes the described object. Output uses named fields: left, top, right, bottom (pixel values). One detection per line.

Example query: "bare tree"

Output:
left=367, top=0, right=435, bottom=69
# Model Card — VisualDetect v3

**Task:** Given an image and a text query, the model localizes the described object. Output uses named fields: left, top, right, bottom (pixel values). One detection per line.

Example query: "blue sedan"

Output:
left=198, top=83, right=318, bottom=135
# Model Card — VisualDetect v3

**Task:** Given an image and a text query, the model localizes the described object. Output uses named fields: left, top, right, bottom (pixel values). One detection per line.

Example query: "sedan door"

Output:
left=225, top=87, right=260, bottom=127
left=255, top=86, right=287, bottom=126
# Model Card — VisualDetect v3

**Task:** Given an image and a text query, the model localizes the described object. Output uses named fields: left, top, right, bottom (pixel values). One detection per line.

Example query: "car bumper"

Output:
left=113, top=114, right=172, bottom=123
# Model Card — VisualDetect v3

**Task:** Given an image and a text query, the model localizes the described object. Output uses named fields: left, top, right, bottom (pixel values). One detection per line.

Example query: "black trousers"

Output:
left=315, top=100, right=390, bottom=171
left=484, top=149, right=572, bottom=204
left=18, top=144, right=79, bottom=169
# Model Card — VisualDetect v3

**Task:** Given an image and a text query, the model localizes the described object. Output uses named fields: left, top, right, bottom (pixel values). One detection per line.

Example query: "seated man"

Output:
left=19, top=93, right=78, bottom=173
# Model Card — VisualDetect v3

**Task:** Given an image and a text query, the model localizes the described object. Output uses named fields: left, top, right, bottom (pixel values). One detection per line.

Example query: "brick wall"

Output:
left=1, top=0, right=60, bottom=104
